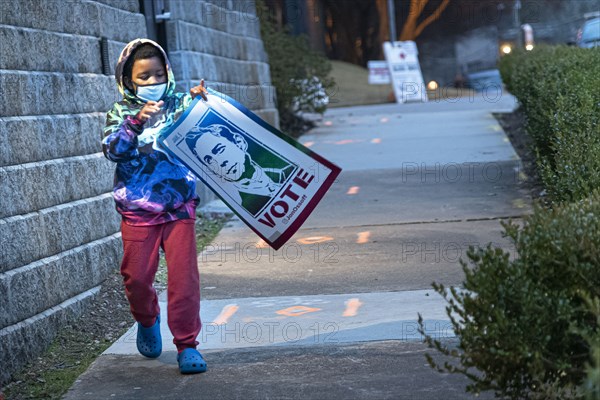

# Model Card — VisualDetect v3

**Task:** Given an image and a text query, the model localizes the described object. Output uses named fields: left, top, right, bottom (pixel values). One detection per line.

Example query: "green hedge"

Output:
left=420, top=191, right=600, bottom=399
left=499, top=46, right=600, bottom=202
left=419, top=45, right=600, bottom=400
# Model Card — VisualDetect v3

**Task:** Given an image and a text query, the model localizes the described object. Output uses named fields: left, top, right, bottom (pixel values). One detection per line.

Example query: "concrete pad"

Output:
left=302, top=110, right=519, bottom=172
left=200, top=161, right=532, bottom=232
left=196, top=219, right=516, bottom=300
left=105, top=289, right=455, bottom=355
left=303, top=162, right=531, bottom=229
left=65, top=341, right=492, bottom=400
left=324, top=93, right=518, bottom=117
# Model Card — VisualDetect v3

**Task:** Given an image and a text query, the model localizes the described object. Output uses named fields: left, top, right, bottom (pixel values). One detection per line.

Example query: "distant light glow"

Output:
left=525, top=44, right=534, bottom=51
left=502, top=45, right=512, bottom=54
left=427, top=80, right=439, bottom=90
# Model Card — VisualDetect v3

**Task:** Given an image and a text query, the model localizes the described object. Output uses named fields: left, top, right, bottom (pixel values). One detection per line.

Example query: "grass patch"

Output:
left=328, top=60, right=476, bottom=108
left=3, top=332, right=116, bottom=400
left=328, top=61, right=392, bottom=108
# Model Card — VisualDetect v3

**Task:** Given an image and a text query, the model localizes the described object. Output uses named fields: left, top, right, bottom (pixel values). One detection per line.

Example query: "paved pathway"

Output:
left=65, top=94, right=530, bottom=399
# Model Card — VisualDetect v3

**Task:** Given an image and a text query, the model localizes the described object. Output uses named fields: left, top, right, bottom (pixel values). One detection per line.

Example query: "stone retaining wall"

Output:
left=0, top=0, right=277, bottom=384
left=0, top=0, right=144, bottom=384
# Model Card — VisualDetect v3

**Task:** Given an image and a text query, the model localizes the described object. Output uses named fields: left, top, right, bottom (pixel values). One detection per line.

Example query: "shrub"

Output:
left=419, top=190, right=600, bottom=399
left=574, top=295, right=600, bottom=400
left=499, top=46, right=600, bottom=202
left=256, top=1, right=334, bottom=137
left=290, top=76, right=329, bottom=115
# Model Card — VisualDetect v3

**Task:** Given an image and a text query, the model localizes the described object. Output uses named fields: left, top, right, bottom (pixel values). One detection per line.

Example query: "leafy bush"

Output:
left=574, top=295, right=600, bottom=400
left=419, top=191, right=600, bottom=399
left=257, top=1, right=334, bottom=137
left=290, top=76, right=329, bottom=115
left=499, top=46, right=600, bottom=202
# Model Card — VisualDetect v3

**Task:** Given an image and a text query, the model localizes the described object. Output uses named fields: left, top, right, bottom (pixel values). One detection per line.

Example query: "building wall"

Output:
left=0, top=0, right=277, bottom=384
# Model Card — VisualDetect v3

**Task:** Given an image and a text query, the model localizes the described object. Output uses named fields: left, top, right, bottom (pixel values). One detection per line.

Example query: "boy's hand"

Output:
left=190, top=79, right=208, bottom=101
left=136, top=100, right=164, bottom=123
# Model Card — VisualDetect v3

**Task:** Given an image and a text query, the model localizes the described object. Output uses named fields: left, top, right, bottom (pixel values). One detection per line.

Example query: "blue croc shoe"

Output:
left=177, top=348, right=207, bottom=374
left=136, top=314, right=162, bottom=358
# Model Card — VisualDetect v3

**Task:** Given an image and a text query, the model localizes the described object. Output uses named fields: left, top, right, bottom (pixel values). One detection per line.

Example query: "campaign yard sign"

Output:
left=383, top=41, right=428, bottom=104
left=367, top=60, right=391, bottom=85
left=158, top=88, right=342, bottom=250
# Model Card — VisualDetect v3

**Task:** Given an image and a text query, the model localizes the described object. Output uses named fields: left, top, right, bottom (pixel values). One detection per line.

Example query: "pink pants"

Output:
left=120, top=219, right=201, bottom=351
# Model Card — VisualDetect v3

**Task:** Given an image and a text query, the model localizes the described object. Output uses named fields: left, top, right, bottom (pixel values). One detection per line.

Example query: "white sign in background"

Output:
left=368, top=60, right=391, bottom=85
left=383, top=41, right=428, bottom=104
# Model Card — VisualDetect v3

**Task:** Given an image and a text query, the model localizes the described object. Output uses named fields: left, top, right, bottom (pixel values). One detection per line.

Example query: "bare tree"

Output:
left=319, top=0, right=453, bottom=65
left=399, top=0, right=451, bottom=41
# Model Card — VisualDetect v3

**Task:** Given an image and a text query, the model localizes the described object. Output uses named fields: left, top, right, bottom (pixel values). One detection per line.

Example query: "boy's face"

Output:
left=129, top=56, right=166, bottom=92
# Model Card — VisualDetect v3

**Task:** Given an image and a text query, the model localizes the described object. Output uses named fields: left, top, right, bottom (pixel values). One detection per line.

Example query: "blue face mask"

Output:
left=136, top=82, right=167, bottom=102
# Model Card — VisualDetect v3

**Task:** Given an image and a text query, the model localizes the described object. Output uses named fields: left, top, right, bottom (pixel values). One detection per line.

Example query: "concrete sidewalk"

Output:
left=65, top=95, right=528, bottom=399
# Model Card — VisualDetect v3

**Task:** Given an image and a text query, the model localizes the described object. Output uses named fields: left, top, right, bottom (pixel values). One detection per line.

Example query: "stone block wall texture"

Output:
left=0, top=0, right=143, bottom=385
left=0, top=0, right=278, bottom=384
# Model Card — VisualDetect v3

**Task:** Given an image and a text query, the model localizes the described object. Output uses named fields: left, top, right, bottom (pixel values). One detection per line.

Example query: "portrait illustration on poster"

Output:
left=158, top=88, right=341, bottom=249
left=184, top=118, right=297, bottom=216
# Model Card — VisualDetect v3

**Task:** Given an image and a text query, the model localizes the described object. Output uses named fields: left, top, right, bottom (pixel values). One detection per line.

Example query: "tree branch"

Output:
left=414, top=0, right=428, bottom=16
left=400, top=0, right=423, bottom=40
left=414, top=0, right=450, bottom=38
left=376, top=0, right=390, bottom=43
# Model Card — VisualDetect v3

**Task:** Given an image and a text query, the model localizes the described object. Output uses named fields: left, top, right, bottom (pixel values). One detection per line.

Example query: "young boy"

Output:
left=102, top=38, right=208, bottom=374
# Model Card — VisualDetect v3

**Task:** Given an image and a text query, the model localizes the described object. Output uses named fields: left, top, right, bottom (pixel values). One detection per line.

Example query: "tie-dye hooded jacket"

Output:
left=102, top=39, right=199, bottom=226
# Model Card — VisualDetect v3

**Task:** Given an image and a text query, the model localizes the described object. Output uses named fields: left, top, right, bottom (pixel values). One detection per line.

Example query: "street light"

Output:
left=427, top=81, right=439, bottom=90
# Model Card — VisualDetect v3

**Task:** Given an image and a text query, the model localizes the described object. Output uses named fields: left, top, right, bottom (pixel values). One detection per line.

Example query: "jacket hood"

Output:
left=115, top=38, right=175, bottom=104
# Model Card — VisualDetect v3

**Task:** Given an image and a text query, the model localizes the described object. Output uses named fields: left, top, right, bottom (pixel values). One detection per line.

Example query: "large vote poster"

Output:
left=158, top=88, right=341, bottom=250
